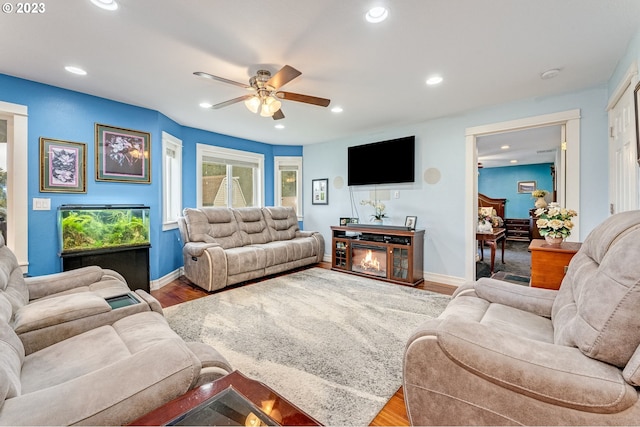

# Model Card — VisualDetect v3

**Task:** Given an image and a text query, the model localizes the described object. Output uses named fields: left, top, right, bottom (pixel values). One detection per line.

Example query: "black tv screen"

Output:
left=348, top=136, right=415, bottom=186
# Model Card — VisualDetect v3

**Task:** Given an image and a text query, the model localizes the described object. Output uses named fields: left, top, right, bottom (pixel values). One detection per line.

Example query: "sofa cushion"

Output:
left=183, top=208, right=243, bottom=249
left=0, top=241, right=28, bottom=315
left=225, top=246, right=266, bottom=276
left=552, top=210, right=640, bottom=367
left=234, top=207, right=272, bottom=245
left=0, top=321, right=24, bottom=403
left=262, top=207, right=298, bottom=241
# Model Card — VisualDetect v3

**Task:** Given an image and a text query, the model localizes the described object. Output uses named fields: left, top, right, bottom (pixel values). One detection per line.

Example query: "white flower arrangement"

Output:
left=535, top=206, right=577, bottom=238
left=360, top=199, right=388, bottom=220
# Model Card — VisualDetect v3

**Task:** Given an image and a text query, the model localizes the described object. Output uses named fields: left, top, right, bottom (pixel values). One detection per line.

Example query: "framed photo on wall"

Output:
left=95, top=123, right=151, bottom=183
left=517, top=180, right=537, bottom=193
left=312, top=178, right=328, bottom=205
left=39, top=137, right=87, bottom=193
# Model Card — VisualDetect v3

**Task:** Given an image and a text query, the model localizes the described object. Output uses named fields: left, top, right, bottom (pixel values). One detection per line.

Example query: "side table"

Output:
left=476, top=228, right=506, bottom=274
left=129, top=370, right=321, bottom=426
left=529, top=239, right=582, bottom=290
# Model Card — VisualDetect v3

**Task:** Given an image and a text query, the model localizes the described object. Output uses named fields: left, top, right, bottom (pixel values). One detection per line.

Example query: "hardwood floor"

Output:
left=151, top=262, right=456, bottom=426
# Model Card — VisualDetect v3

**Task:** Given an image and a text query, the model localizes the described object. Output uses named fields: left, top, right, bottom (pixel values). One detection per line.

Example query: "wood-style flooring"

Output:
left=151, top=262, right=456, bottom=426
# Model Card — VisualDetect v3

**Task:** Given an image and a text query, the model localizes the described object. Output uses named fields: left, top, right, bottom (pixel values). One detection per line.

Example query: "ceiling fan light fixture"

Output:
left=366, top=6, right=389, bottom=23
left=245, top=96, right=261, bottom=114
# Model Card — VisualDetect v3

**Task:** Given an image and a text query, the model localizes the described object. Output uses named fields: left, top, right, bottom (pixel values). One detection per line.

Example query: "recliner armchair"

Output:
left=0, top=235, right=161, bottom=353
left=403, top=210, right=640, bottom=425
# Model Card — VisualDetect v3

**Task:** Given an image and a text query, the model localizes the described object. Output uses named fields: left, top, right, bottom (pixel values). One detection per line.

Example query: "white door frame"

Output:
left=0, top=100, right=28, bottom=273
left=464, top=109, right=581, bottom=282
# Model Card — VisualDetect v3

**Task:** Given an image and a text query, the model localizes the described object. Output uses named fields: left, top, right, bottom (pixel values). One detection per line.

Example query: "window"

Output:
left=274, top=156, right=302, bottom=219
left=196, top=144, right=264, bottom=208
left=162, top=132, right=182, bottom=230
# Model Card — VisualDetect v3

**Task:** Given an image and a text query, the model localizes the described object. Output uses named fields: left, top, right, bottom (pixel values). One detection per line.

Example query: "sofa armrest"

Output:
left=473, top=277, right=557, bottom=318
left=409, top=317, right=637, bottom=413
left=13, top=293, right=111, bottom=334
left=134, top=289, right=163, bottom=315
left=0, top=340, right=200, bottom=426
left=25, top=266, right=106, bottom=300
left=295, top=230, right=317, bottom=238
left=183, top=241, right=221, bottom=258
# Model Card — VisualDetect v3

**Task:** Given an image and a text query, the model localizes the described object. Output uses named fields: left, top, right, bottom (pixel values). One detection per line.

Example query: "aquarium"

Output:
left=58, top=204, right=150, bottom=254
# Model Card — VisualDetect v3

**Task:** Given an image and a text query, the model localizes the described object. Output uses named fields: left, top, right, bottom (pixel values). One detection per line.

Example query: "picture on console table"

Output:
left=405, top=215, right=417, bottom=230
left=339, top=217, right=359, bottom=226
left=312, top=178, right=328, bottom=205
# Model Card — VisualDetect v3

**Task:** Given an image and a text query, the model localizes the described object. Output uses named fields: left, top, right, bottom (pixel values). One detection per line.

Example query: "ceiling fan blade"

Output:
left=211, top=95, right=253, bottom=109
left=194, top=71, right=251, bottom=89
left=272, top=109, right=285, bottom=120
left=267, top=65, right=302, bottom=90
left=276, top=91, right=331, bottom=107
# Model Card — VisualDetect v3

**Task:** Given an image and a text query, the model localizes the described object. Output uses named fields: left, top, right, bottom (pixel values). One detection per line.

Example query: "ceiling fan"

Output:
left=194, top=65, right=330, bottom=120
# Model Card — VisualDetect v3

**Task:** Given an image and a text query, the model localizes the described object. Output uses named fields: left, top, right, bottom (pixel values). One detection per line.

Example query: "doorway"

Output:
left=464, top=109, right=581, bottom=282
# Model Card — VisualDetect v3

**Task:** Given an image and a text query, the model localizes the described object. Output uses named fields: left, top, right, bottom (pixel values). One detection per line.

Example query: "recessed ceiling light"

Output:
left=540, top=68, right=561, bottom=80
left=331, top=106, right=343, bottom=113
left=426, top=76, right=443, bottom=86
left=275, top=124, right=285, bottom=129
left=90, top=0, right=118, bottom=11
left=199, top=102, right=213, bottom=109
left=365, top=6, right=388, bottom=23
left=65, top=66, right=87, bottom=76
left=510, top=160, right=518, bottom=164
left=501, top=145, right=510, bottom=150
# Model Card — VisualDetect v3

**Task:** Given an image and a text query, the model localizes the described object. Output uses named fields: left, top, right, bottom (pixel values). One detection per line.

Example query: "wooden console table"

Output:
left=529, top=239, right=582, bottom=290
left=129, top=370, right=321, bottom=426
left=330, top=225, right=424, bottom=286
left=476, top=228, right=506, bottom=274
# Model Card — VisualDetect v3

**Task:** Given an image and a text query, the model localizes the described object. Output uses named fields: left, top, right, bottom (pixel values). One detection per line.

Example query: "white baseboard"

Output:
left=424, top=272, right=466, bottom=288
left=150, top=267, right=184, bottom=291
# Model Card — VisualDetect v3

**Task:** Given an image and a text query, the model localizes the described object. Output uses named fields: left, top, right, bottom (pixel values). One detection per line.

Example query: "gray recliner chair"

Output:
left=403, top=210, right=640, bottom=425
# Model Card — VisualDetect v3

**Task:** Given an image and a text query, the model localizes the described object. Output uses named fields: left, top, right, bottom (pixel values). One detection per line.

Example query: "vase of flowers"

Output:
left=532, top=189, right=549, bottom=209
left=534, top=206, right=577, bottom=245
left=477, top=212, right=493, bottom=232
left=361, top=199, right=388, bottom=224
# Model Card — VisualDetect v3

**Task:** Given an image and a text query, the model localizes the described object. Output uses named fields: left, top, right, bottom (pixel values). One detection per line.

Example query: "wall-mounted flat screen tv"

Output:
left=348, top=136, right=415, bottom=186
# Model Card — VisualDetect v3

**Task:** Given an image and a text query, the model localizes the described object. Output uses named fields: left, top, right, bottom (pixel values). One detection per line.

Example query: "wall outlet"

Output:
left=32, top=198, right=51, bottom=211
left=394, top=191, right=400, bottom=199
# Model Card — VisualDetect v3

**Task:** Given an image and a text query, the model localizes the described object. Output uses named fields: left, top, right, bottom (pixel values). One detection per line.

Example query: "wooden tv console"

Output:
left=330, top=225, right=424, bottom=286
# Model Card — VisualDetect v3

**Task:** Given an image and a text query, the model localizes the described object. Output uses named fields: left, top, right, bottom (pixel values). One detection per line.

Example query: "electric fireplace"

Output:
left=351, top=244, right=387, bottom=278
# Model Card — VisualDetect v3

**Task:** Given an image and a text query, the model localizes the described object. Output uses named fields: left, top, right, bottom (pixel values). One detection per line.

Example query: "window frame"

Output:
left=161, top=131, right=182, bottom=231
left=196, top=143, right=264, bottom=209
left=274, top=156, right=303, bottom=220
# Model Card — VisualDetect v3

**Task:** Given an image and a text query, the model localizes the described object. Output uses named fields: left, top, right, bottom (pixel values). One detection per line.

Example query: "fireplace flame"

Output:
left=360, top=249, right=381, bottom=271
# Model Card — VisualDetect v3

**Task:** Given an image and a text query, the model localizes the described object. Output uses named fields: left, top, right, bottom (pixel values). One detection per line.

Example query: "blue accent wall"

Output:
left=0, top=73, right=302, bottom=280
left=479, top=163, right=554, bottom=218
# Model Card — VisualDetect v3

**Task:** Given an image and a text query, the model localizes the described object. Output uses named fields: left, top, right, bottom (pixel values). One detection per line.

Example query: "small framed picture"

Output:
left=312, top=178, right=329, bottom=205
left=96, top=123, right=151, bottom=183
left=405, top=215, right=417, bottom=230
left=39, top=137, right=87, bottom=193
left=517, top=180, right=537, bottom=193
left=340, top=217, right=359, bottom=226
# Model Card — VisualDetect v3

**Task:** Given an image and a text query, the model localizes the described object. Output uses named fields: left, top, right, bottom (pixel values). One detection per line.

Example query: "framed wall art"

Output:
left=312, top=178, right=328, bottom=205
left=39, top=137, right=86, bottom=193
left=95, top=123, right=151, bottom=183
left=517, top=180, right=537, bottom=193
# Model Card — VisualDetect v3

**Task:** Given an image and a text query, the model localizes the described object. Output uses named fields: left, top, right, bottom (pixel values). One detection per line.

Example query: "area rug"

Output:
left=164, top=268, right=451, bottom=426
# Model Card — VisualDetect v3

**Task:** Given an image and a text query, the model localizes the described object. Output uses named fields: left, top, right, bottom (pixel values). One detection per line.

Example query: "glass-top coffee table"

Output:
left=130, top=371, right=321, bottom=426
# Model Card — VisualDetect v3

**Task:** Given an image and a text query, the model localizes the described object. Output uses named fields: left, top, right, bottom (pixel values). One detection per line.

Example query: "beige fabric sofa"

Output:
left=0, top=235, right=162, bottom=354
left=178, top=206, right=325, bottom=291
left=404, top=210, right=640, bottom=425
left=0, top=236, right=233, bottom=425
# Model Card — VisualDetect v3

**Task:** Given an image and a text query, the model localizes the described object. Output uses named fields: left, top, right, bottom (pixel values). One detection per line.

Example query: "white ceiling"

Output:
left=477, top=125, right=562, bottom=168
left=1, top=0, right=639, bottom=150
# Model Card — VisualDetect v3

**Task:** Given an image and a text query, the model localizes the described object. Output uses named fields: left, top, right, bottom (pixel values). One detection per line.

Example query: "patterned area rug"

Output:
left=164, top=268, right=450, bottom=426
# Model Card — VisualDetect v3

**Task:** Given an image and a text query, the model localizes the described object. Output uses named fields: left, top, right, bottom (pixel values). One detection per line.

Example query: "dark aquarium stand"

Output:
left=58, top=204, right=151, bottom=293
left=61, top=245, right=151, bottom=293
